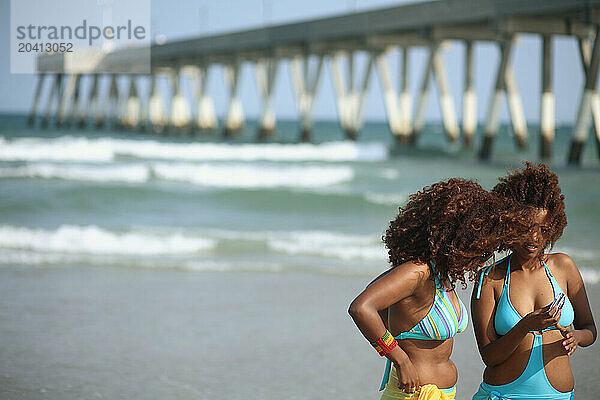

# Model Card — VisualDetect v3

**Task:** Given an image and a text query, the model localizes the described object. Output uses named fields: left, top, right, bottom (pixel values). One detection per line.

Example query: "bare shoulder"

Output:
left=545, top=252, right=578, bottom=272
left=545, top=252, right=582, bottom=280
left=392, top=260, right=431, bottom=282
left=367, top=261, right=429, bottom=287
left=371, top=260, right=431, bottom=292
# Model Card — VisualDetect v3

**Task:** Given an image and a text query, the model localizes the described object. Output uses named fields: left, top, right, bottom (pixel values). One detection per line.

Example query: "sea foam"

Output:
left=0, top=136, right=388, bottom=162
left=0, top=225, right=215, bottom=255
left=0, top=162, right=354, bottom=188
left=0, top=163, right=149, bottom=183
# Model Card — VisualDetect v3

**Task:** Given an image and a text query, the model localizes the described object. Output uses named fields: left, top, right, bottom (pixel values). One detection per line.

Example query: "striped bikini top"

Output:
left=396, top=268, right=468, bottom=341
left=379, top=263, right=468, bottom=390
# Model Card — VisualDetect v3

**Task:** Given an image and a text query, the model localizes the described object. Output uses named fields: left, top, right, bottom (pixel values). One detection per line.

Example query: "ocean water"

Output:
left=0, top=114, right=599, bottom=399
left=1, top=115, right=599, bottom=279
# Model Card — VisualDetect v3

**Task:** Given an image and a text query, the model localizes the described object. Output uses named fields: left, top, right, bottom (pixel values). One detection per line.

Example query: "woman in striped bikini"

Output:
left=349, top=178, right=531, bottom=400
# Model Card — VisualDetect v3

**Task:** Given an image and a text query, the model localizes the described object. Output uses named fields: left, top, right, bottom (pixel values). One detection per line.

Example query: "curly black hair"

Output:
left=384, top=178, right=531, bottom=288
left=491, top=162, right=567, bottom=252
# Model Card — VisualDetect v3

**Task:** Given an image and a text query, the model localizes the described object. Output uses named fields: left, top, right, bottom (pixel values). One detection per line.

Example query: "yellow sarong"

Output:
left=380, top=365, right=456, bottom=400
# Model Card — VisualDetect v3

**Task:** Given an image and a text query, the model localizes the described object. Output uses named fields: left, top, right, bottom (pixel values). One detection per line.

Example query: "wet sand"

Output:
left=0, top=265, right=598, bottom=399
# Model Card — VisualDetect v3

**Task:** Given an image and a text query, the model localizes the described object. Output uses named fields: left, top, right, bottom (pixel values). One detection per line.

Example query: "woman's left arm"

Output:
left=555, top=253, right=596, bottom=354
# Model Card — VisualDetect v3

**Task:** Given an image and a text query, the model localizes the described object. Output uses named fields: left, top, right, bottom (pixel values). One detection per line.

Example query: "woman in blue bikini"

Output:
left=472, top=163, right=596, bottom=399
left=349, top=178, right=531, bottom=400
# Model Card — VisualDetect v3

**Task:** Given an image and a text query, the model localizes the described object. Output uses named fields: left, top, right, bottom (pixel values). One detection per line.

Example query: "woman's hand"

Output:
left=521, top=304, right=561, bottom=332
left=394, top=354, right=421, bottom=394
left=557, top=325, right=580, bottom=356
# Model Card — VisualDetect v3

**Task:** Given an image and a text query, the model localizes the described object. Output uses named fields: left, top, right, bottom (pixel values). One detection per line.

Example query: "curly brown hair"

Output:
left=384, top=178, right=531, bottom=288
left=491, top=162, right=567, bottom=252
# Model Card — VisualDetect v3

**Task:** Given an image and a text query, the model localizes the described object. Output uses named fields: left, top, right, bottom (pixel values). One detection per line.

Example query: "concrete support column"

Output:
left=65, top=74, right=82, bottom=127
left=480, top=37, right=514, bottom=160
left=505, top=64, right=528, bottom=149
left=330, top=51, right=373, bottom=140
left=42, top=74, right=62, bottom=127
left=255, top=57, right=279, bottom=140
left=190, top=65, right=217, bottom=132
left=170, top=69, right=191, bottom=131
left=93, top=75, right=107, bottom=128
left=569, top=27, right=600, bottom=164
left=399, top=47, right=413, bottom=142
left=576, top=35, right=600, bottom=161
left=107, top=74, right=121, bottom=128
left=138, top=75, right=148, bottom=132
left=77, top=74, right=93, bottom=128
left=330, top=51, right=350, bottom=133
left=223, top=60, right=245, bottom=137
left=540, top=35, right=555, bottom=159
left=462, top=41, right=477, bottom=146
left=290, top=54, right=324, bottom=142
left=122, top=76, right=141, bottom=129
left=413, top=46, right=435, bottom=142
left=375, top=50, right=403, bottom=141
left=56, top=74, right=79, bottom=127
left=148, top=74, right=167, bottom=132
left=432, top=42, right=459, bottom=143
left=28, top=74, right=46, bottom=126
left=353, top=53, right=374, bottom=139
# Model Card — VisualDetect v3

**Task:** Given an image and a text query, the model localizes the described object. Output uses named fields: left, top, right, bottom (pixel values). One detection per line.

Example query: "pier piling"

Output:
left=290, top=54, right=323, bottom=142
left=223, top=60, right=245, bottom=137
left=375, top=50, right=404, bottom=143
left=413, top=46, right=435, bottom=144
left=480, top=37, right=514, bottom=160
left=399, top=47, right=413, bottom=143
left=462, top=41, right=477, bottom=147
left=255, top=58, right=278, bottom=140
left=148, top=74, right=167, bottom=132
left=570, top=27, right=600, bottom=164
left=540, top=35, right=555, bottom=159
left=432, top=42, right=459, bottom=143
left=122, top=76, right=141, bottom=129
left=56, top=74, right=78, bottom=127
left=170, top=69, right=192, bottom=131
left=27, top=74, right=45, bottom=127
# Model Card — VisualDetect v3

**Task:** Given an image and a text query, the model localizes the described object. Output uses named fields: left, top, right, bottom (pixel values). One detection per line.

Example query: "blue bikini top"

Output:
left=476, top=255, right=574, bottom=335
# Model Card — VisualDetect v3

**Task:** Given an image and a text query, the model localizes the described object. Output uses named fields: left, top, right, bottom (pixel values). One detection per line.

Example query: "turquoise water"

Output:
left=0, top=114, right=599, bottom=280
left=1, top=114, right=599, bottom=399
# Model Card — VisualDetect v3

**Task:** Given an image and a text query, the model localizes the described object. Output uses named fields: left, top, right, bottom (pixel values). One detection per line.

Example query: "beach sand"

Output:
left=0, top=265, right=598, bottom=399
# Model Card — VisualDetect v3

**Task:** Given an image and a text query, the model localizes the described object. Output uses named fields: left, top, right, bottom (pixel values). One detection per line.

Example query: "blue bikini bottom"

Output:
left=472, top=334, right=574, bottom=400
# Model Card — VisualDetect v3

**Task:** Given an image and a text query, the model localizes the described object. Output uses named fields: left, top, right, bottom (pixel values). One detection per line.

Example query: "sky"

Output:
left=0, top=0, right=592, bottom=124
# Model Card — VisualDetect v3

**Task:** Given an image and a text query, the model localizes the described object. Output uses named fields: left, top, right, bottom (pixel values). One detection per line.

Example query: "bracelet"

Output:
left=370, top=330, right=398, bottom=356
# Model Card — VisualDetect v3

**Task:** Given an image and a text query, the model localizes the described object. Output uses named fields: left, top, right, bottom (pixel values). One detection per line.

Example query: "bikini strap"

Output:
left=430, top=260, right=442, bottom=289
left=475, top=254, right=512, bottom=299
left=504, top=255, right=512, bottom=286
left=475, top=264, right=493, bottom=299
left=541, top=260, right=554, bottom=279
left=541, top=259, right=563, bottom=299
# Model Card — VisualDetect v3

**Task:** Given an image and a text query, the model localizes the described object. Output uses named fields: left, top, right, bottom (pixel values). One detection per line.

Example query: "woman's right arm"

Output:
left=365, top=269, right=392, bottom=328
left=348, top=261, right=427, bottom=390
left=471, top=271, right=561, bottom=367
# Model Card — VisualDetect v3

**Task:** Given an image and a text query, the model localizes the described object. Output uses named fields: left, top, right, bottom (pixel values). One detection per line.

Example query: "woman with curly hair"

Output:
left=349, top=178, right=530, bottom=400
left=471, top=162, right=596, bottom=400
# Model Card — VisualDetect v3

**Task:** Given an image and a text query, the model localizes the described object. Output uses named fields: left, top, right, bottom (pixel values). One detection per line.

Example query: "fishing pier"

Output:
left=29, top=0, right=600, bottom=163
